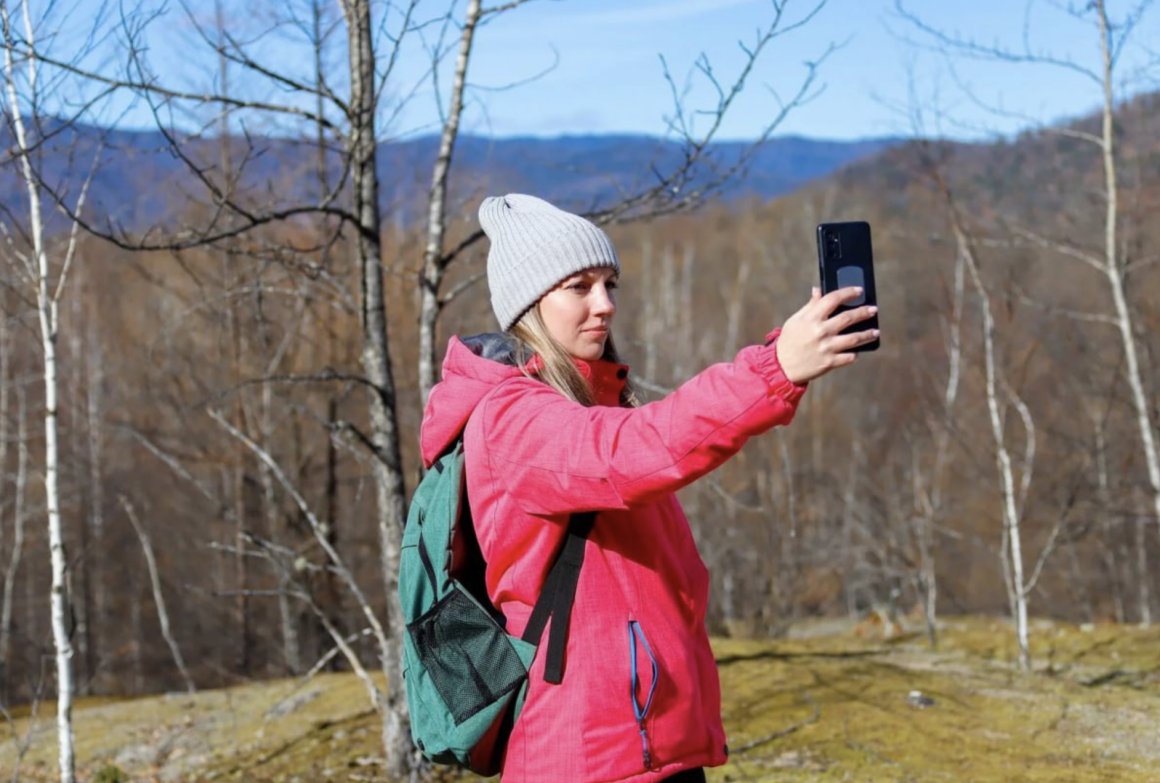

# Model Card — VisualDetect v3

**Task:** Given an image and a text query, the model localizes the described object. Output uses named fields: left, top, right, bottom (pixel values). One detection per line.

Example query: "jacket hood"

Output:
left=420, top=334, right=524, bottom=466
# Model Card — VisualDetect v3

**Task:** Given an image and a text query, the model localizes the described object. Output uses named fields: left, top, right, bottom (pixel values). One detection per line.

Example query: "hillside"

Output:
left=4, top=617, right=1160, bottom=782
left=3, top=84, right=1160, bottom=776
left=0, top=120, right=899, bottom=232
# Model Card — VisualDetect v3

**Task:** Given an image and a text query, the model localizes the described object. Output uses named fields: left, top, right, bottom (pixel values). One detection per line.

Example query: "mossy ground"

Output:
left=4, top=616, right=1158, bottom=782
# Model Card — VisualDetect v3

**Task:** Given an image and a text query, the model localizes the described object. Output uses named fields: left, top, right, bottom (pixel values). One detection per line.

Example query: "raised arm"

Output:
left=470, top=337, right=806, bottom=516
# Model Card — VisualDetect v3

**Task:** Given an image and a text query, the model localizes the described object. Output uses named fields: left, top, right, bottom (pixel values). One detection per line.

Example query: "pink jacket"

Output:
left=420, top=333, right=806, bottom=782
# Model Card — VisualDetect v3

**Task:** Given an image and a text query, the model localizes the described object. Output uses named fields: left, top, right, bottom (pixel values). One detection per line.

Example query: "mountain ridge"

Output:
left=0, top=119, right=903, bottom=232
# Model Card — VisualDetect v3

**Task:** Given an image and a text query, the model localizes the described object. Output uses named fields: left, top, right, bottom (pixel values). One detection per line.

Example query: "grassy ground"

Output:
left=3, top=616, right=1159, bottom=782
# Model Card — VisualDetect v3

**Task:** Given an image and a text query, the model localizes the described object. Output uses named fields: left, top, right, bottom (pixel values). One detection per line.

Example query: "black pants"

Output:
left=662, top=769, right=706, bottom=783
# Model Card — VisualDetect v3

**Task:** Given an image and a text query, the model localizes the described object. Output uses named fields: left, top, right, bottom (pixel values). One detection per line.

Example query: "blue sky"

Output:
left=450, top=0, right=1160, bottom=140
left=48, top=0, right=1160, bottom=141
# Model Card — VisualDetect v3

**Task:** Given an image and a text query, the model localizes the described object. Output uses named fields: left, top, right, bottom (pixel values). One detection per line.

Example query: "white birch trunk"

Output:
left=1094, top=2, right=1160, bottom=625
left=35, top=81, right=75, bottom=783
left=418, top=0, right=482, bottom=405
left=957, top=225, right=1031, bottom=671
left=2, top=1, right=75, bottom=775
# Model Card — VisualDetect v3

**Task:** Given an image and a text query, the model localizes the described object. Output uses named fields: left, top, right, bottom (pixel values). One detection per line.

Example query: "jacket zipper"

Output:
left=628, top=620, right=658, bottom=770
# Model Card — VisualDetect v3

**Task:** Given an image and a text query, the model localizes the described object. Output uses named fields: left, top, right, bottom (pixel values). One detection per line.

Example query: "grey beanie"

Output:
left=479, top=193, right=620, bottom=331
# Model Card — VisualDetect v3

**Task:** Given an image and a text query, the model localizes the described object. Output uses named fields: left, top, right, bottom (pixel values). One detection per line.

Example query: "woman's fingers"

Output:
left=827, top=304, right=878, bottom=334
left=830, top=328, right=880, bottom=353
left=815, top=286, right=864, bottom=318
left=778, top=286, right=878, bottom=384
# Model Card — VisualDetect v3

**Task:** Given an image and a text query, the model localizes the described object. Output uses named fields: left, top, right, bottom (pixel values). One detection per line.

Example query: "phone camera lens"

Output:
left=825, top=232, right=842, bottom=260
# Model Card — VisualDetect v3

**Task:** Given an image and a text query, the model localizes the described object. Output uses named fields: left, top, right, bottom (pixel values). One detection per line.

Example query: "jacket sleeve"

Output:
left=472, top=336, right=807, bottom=516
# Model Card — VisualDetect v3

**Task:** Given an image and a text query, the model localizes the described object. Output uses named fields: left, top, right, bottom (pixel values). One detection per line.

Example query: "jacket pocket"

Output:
left=628, top=620, right=659, bottom=771
left=408, top=586, right=532, bottom=724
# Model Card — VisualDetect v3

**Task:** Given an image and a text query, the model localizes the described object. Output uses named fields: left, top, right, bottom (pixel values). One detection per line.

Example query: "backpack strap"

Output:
left=520, top=511, right=596, bottom=685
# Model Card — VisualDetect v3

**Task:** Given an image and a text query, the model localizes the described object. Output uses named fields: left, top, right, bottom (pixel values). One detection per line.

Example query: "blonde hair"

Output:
left=509, top=306, right=640, bottom=408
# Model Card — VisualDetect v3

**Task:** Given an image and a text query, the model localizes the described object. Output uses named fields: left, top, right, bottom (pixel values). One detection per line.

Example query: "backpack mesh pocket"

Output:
left=407, top=587, right=529, bottom=724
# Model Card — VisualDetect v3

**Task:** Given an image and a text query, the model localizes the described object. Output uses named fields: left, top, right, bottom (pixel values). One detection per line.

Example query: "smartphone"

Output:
left=816, top=221, right=880, bottom=352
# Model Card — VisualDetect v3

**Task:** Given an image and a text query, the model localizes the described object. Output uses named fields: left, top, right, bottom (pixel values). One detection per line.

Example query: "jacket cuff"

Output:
left=761, top=328, right=808, bottom=404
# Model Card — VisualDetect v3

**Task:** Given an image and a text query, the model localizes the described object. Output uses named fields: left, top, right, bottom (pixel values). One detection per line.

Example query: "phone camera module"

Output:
left=825, top=231, right=842, bottom=260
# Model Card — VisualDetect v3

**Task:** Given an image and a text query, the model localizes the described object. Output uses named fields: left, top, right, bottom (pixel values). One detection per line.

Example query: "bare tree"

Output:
left=9, top=0, right=839, bottom=773
left=896, top=0, right=1160, bottom=625
left=1, top=0, right=90, bottom=775
left=933, top=172, right=1074, bottom=671
left=418, top=0, right=484, bottom=406
left=119, top=496, right=196, bottom=693
left=339, top=1, right=413, bottom=770
left=417, top=0, right=838, bottom=402
left=207, top=409, right=396, bottom=729
left=12, top=0, right=420, bottom=767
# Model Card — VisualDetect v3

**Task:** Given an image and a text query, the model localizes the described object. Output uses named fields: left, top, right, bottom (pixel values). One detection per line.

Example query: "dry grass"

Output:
left=4, top=616, right=1159, bottom=782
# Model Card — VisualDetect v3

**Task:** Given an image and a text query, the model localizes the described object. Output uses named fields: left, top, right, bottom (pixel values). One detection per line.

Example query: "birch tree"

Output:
left=17, top=0, right=838, bottom=773
left=896, top=0, right=1160, bottom=625
left=12, top=0, right=418, bottom=767
left=928, top=165, right=1082, bottom=671
left=1, top=0, right=90, bottom=775
left=958, top=218, right=1033, bottom=670
left=417, top=0, right=484, bottom=406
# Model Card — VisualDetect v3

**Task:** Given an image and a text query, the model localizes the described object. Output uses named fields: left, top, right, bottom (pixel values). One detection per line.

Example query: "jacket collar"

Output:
left=576, top=356, right=630, bottom=407
left=523, top=353, right=630, bottom=407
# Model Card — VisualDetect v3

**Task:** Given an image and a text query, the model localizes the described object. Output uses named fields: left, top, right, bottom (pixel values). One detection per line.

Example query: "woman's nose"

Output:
left=592, top=284, right=616, bottom=316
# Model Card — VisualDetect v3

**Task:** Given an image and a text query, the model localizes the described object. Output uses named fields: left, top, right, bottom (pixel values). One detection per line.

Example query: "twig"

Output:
left=119, top=495, right=196, bottom=693
left=207, top=408, right=392, bottom=669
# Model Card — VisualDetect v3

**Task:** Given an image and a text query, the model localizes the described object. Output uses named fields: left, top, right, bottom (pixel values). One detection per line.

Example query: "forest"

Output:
left=2, top=0, right=1159, bottom=781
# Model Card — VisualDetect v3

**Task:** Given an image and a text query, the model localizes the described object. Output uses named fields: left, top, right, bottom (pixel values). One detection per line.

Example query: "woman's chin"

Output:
left=570, top=338, right=607, bottom=361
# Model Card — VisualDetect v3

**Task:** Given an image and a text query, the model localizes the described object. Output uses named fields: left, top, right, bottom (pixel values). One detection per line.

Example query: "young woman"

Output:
left=420, top=194, right=878, bottom=782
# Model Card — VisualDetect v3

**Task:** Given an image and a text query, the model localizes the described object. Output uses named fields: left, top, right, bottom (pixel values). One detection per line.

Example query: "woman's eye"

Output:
left=606, top=281, right=619, bottom=290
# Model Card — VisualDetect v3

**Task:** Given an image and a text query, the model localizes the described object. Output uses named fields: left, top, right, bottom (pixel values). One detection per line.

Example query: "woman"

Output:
left=420, top=194, right=878, bottom=782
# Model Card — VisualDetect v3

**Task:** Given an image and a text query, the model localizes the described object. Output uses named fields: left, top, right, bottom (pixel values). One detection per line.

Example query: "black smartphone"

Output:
left=816, top=221, right=880, bottom=352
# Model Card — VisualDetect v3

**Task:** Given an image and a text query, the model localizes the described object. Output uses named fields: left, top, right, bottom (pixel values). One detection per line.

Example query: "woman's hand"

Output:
left=775, top=287, right=879, bottom=385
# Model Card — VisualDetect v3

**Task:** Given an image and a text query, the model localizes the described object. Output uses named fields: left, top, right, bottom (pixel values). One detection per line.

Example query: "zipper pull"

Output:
left=639, top=723, right=651, bottom=770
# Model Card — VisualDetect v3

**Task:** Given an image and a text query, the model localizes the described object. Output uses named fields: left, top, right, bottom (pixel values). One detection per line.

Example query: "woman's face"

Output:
left=537, top=267, right=618, bottom=361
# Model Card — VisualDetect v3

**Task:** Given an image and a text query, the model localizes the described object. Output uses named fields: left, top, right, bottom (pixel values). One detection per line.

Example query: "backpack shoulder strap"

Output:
left=519, top=511, right=596, bottom=685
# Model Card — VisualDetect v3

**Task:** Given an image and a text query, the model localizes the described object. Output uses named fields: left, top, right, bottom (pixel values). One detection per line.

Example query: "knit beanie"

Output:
left=479, top=193, right=620, bottom=331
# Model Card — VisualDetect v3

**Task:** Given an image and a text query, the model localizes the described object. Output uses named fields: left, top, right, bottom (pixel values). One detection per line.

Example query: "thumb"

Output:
left=811, top=286, right=821, bottom=303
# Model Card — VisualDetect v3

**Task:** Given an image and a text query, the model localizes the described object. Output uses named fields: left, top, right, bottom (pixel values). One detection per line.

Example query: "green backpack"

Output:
left=399, top=436, right=594, bottom=776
